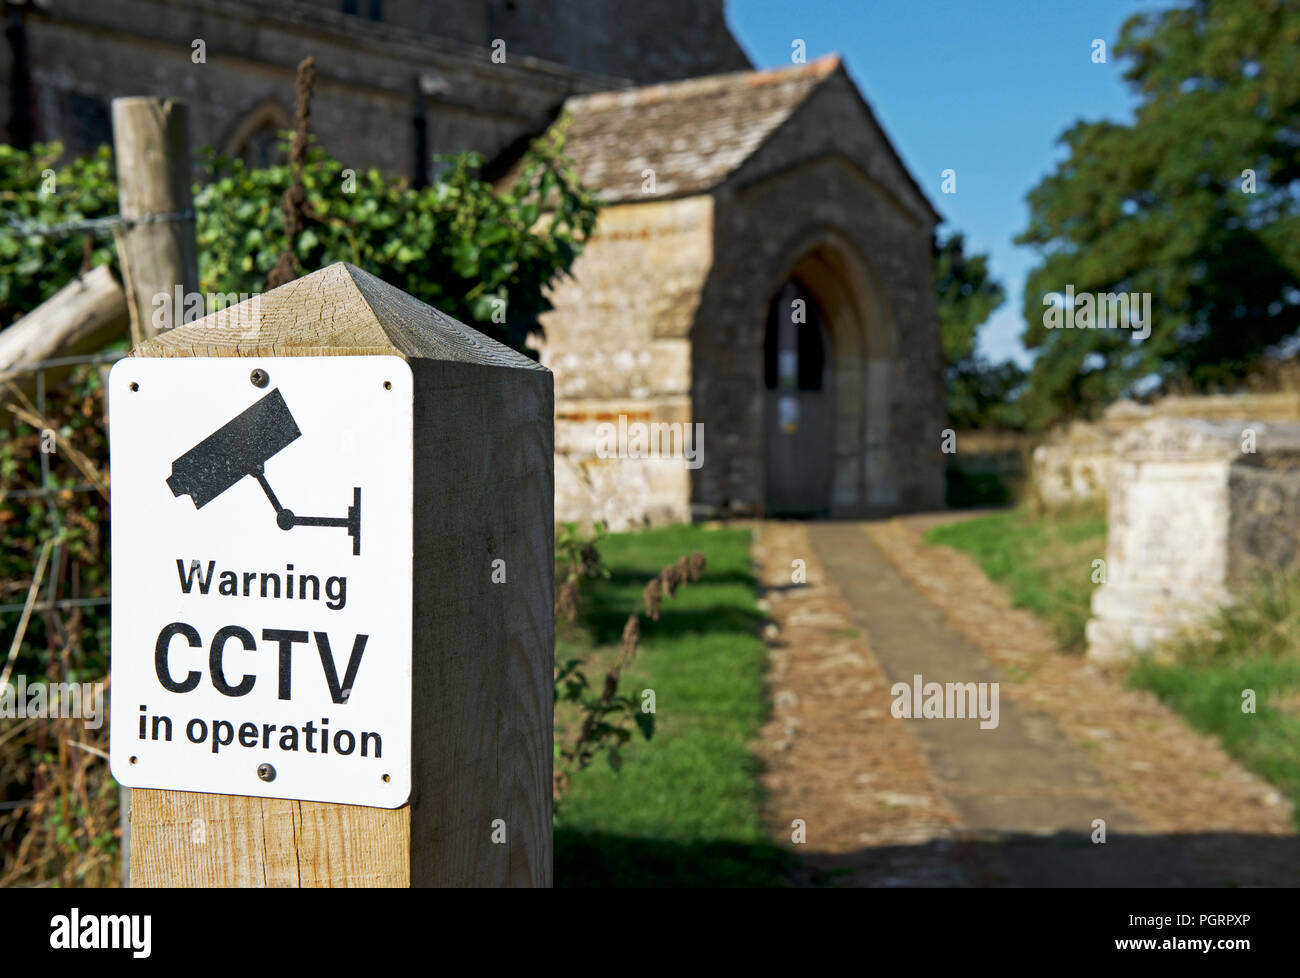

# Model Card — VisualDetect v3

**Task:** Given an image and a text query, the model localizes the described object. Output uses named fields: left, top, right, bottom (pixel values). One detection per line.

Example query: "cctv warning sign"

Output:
left=108, top=357, right=413, bottom=808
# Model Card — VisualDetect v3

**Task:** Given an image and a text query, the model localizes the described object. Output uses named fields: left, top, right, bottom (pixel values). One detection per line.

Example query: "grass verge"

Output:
left=554, top=523, right=791, bottom=886
left=926, top=505, right=1300, bottom=828
left=1128, top=572, right=1300, bottom=828
left=923, top=504, right=1106, bottom=652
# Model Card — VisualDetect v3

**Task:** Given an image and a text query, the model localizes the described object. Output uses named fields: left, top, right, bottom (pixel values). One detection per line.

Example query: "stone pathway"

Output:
left=752, top=517, right=1299, bottom=887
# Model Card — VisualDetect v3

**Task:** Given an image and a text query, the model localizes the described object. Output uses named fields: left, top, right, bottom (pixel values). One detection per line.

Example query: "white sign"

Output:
left=108, top=356, right=413, bottom=808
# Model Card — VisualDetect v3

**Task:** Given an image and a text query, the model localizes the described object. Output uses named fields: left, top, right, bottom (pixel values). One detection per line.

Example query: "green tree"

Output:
left=937, top=230, right=1004, bottom=366
left=935, top=230, right=1022, bottom=428
left=1017, top=0, right=1300, bottom=428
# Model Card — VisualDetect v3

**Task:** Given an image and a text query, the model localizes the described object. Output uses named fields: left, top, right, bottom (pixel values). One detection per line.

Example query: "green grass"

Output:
left=554, top=524, right=791, bottom=886
left=1128, top=572, right=1300, bottom=828
left=924, top=504, right=1107, bottom=652
left=925, top=506, right=1300, bottom=828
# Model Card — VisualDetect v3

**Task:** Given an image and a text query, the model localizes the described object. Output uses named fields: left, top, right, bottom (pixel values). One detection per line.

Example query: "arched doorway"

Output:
left=759, top=229, right=894, bottom=517
left=764, top=279, right=834, bottom=515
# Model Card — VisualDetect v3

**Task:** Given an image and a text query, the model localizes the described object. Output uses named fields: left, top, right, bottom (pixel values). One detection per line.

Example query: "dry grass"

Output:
left=0, top=686, right=119, bottom=887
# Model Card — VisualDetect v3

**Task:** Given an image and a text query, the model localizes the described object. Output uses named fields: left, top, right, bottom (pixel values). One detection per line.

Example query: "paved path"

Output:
left=753, top=518, right=1298, bottom=887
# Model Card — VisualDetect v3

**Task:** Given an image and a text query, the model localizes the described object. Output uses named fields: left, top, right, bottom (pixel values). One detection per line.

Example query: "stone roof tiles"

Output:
left=554, top=55, right=844, bottom=203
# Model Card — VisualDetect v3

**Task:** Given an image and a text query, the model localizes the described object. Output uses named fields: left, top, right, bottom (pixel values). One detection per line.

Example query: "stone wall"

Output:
left=542, top=76, right=948, bottom=527
left=6, top=0, right=614, bottom=172
left=294, top=0, right=488, bottom=45
left=1032, top=391, right=1300, bottom=510
left=486, top=0, right=751, bottom=85
left=1086, top=417, right=1300, bottom=662
left=4, top=0, right=752, bottom=165
left=553, top=397, right=695, bottom=528
left=692, top=71, right=945, bottom=515
left=539, top=196, right=711, bottom=528
left=290, top=0, right=752, bottom=85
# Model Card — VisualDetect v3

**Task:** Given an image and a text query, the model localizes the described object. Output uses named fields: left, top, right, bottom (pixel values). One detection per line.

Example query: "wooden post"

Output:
left=0, top=264, right=128, bottom=407
left=111, top=97, right=199, bottom=346
left=123, top=263, right=554, bottom=887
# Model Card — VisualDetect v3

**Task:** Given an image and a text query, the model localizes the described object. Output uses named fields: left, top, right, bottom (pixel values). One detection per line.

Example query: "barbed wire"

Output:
left=2, top=210, right=195, bottom=239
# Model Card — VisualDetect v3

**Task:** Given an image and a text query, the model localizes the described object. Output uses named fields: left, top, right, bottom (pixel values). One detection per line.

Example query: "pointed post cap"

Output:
left=132, top=262, right=545, bottom=370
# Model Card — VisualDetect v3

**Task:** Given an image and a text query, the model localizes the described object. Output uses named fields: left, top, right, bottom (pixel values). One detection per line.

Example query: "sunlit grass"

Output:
left=554, top=524, right=789, bottom=886
left=924, top=504, right=1106, bottom=651
left=1129, top=571, right=1300, bottom=828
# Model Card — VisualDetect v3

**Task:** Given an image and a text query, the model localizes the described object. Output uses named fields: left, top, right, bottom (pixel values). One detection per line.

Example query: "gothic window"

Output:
left=223, top=101, right=291, bottom=169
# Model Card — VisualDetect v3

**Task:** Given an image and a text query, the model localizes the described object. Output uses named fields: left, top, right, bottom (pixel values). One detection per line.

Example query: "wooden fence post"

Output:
left=0, top=264, right=127, bottom=412
left=111, top=96, right=199, bottom=346
left=121, top=262, right=554, bottom=886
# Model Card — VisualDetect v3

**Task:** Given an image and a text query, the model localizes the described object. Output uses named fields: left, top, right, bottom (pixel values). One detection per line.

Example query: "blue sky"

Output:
left=727, top=0, right=1150, bottom=365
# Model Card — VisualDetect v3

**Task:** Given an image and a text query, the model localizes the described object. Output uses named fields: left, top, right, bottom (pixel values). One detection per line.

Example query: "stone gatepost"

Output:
left=1086, top=417, right=1300, bottom=662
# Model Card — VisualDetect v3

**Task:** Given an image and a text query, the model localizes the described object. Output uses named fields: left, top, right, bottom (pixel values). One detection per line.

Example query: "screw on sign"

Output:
left=110, top=355, right=412, bottom=809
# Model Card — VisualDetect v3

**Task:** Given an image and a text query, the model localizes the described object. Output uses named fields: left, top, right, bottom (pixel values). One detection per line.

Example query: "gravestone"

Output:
left=1087, top=417, right=1300, bottom=662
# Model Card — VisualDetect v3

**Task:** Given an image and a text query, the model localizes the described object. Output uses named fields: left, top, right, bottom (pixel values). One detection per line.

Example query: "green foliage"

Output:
left=1017, top=0, right=1300, bottom=428
left=553, top=521, right=700, bottom=806
left=934, top=230, right=1024, bottom=428
left=0, top=368, right=117, bottom=887
left=0, top=144, right=119, bottom=328
left=926, top=505, right=1107, bottom=652
left=1129, top=569, right=1300, bottom=828
left=0, top=129, right=596, bottom=701
left=555, top=525, right=788, bottom=886
left=937, top=230, right=1006, bottom=367
left=196, top=122, right=597, bottom=347
left=0, top=369, right=112, bottom=680
left=946, top=357, right=1028, bottom=431
left=1, top=124, right=598, bottom=349
left=944, top=466, right=1012, bottom=508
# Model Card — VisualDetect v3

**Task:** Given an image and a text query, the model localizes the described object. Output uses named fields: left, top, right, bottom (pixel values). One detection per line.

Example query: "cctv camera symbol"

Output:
left=165, top=388, right=362, bottom=555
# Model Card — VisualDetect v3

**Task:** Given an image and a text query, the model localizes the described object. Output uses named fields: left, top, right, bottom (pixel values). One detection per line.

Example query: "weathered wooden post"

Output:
left=108, top=263, right=554, bottom=886
left=0, top=264, right=127, bottom=408
left=111, top=96, right=200, bottom=345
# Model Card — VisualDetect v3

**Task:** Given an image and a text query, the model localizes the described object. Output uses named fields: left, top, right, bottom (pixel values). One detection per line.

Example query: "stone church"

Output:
left=3, top=0, right=945, bottom=526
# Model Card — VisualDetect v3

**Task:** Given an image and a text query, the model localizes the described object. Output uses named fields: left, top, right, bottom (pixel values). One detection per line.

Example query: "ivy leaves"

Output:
left=2, top=128, right=598, bottom=355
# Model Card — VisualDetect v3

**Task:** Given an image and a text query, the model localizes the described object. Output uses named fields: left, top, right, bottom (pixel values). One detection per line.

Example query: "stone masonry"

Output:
left=1087, top=417, right=1300, bottom=661
left=6, top=2, right=947, bottom=529
left=531, top=57, right=946, bottom=526
left=1032, top=391, right=1300, bottom=510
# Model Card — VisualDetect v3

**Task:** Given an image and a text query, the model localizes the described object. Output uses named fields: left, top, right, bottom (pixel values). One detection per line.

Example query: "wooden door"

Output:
left=764, top=281, right=834, bottom=515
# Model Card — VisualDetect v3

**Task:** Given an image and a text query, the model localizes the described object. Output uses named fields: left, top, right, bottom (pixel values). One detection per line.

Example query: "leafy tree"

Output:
left=935, top=230, right=1022, bottom=428
left=937, top=230, right=1004, bottom=366
left=946, top=356, right=1027, bottom=430
left=1017, top=0, right=1300, bottom=428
